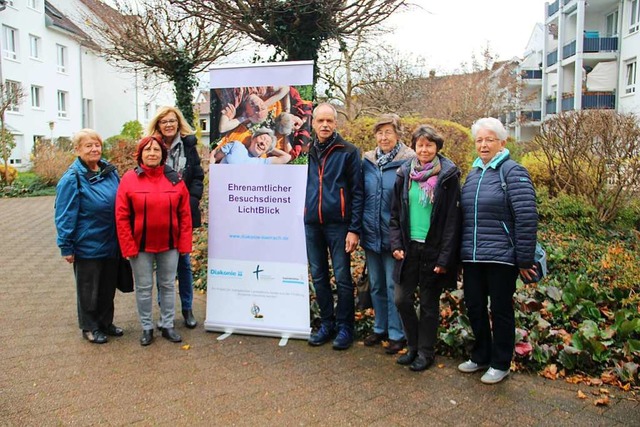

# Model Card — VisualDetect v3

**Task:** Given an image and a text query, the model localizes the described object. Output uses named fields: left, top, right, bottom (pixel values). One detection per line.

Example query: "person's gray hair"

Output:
left=252, top=127, right=277, bottom=152
left=73, top=128, right=103, bottom=149
left=374, top=114, right=403, bottom=138
left=313, top=102, right=338, bottom=120
left=471, top=117, right=508, bottom=140
left=274, top=112, right=295, bottom=136
left=411, top=125, right=444, bottom=151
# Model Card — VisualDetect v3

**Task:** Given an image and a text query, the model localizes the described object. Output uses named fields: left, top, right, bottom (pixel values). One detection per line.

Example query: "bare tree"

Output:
left=171, top=0, right=409, bottom=84
left=85, top=0, right=241, bottom=125
left=0, top=81, right=25, bottom=183
left=535, top=110, right=640, bottom=223
left=417, top=46, right=519, bottom=128
left=318, top=30, right=427, bottom=121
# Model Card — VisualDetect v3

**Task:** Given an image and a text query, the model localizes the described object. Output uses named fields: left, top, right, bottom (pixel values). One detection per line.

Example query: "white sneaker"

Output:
left=481, top=367, right=510, bottom=384
left=458, top=360, right=489, bottom=373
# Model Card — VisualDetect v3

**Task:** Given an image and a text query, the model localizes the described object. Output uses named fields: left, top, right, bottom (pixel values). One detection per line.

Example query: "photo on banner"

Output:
left=206, top=61, right=314, bottom=340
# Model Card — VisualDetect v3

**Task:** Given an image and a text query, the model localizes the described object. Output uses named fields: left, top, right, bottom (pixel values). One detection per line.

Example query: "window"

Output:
left=27, top=0, right=37, bottom=9
left=31, top=85, right=42, bottom=108
left=56, top=44, right=67, bottom=73
left=3, top=25, right=18, bottom=60
left=29, top=35, right=41, bottom=59
left=144, top=103, right=150, bottom=120
left=606, top=11, right=619, bottom=37
left=57, top=90, right=68, bottom=117
left=631, top=0, right=640, bottom=34
left=6, top=80, right=22, bottom=112
left=626, top=60, right=637, bottom=94
left=200, top=118, right=208, bottom=131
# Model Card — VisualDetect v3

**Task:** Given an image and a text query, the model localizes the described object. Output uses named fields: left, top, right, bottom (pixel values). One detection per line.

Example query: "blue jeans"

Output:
left=156, top=253, right=193, bottom=310
left=365, top=250, right=405, bottom=341
left=305, top=223, right=354, bottom=332
left=177, top=254, right=194, bottom=310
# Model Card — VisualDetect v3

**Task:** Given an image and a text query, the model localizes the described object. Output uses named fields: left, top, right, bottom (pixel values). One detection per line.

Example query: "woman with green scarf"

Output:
left=389, top=125, right=462, bottom=371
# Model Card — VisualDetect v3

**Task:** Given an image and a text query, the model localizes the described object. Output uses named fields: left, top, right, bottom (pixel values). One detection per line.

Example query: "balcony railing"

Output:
left=546, top=99, right=557, bottom=114
left=559, top=92, right=616, bottom=111
left=522, top=70, right=542, bottom=79
left=583, top=37, right=618, bottom=52
left=548, top=0, right=559, bottom=16
left=547, top=50, right=558, bottom=67
left=563, top=40, right=576, bottom=59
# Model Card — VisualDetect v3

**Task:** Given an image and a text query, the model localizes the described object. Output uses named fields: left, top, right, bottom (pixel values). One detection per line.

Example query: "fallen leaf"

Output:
left=397, top=348, right=408, bottom=355
left=542, top=364, right=558, bottom=380
left=181, top=344, right=190, bottom=350
left=594, top=396, right=610, bottom=406
left=438, top=363, right=445, bottom=369
left=599, top=388, right=609, bottom=395
left=577, top=390, right=587, bottom=399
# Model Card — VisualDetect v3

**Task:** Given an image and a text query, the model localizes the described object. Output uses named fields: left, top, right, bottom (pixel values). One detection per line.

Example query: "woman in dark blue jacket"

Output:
left=361, top=114, right=415, bottom=354
left=458, top=117, right=538, bottom=384
left=389, top=125, right=461, bottom=371
left=55, top=129, right=122, bottom=344
left=147, top=106, right=204, bottom=329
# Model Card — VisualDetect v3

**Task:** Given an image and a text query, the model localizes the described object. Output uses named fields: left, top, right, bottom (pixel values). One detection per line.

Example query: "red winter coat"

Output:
left=116, top=165, right=192, bottom=258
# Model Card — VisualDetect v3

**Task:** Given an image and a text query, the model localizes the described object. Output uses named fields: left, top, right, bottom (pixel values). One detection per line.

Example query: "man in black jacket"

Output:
left=304, top=103, right=364, bottom=350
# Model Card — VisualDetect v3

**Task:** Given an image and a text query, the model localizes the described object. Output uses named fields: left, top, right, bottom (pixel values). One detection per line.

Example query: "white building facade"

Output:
left=0, top=0, right=174, bottom=169
left=508, top=0, right=640, bottom=142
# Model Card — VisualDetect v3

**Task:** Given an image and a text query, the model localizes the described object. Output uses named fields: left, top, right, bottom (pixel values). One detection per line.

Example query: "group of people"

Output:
left=304, top=104, right=538, bottom=385
left=55, top=100, right=538, bottom=385
left=54, top=106, right=203, bottom=347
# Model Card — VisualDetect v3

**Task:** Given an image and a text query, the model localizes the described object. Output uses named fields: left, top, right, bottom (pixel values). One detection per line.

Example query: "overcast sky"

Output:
left=385, top=0, right=546, bottom=73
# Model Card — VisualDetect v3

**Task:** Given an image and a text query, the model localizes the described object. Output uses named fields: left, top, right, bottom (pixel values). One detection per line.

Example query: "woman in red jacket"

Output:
left=116, top=136, right=192, bottom=346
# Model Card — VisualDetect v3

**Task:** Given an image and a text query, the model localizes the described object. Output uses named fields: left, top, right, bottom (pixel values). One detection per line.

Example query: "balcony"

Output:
left=547, top=50, right=558, bottom=67
left=522, top=70, right=542, bottom=79
left=546, top=99, right=557, bottom=114
left=521, top=110, right=542, bottom=122
left=559, top=91, right=616, bottom=111
left=563, top=40, right=576, bottom=59
left=548, top=0, right=559, bottom=17
left=562, top=37, right=619, bottom=60
left=583, top=37, right=618, bottom=52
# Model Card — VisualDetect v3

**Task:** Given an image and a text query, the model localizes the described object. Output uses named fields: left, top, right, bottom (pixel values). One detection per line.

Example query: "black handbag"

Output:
left=116, top=256, right=134, bottom=293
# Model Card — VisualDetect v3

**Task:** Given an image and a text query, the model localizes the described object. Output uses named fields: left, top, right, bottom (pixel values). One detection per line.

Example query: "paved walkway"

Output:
left=0, top=196, right=638, bottom=426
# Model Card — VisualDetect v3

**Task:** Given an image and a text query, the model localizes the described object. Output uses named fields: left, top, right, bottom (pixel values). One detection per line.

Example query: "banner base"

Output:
left=204, top=320, right=310, bottom=340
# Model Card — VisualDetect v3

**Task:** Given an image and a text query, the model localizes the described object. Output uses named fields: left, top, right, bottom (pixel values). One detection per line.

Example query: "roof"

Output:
left=45, top=1, right=99, bottom=49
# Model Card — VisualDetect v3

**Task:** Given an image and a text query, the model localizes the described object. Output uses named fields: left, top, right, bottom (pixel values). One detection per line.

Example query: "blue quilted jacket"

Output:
left=460, top=149, right=537, bottom=268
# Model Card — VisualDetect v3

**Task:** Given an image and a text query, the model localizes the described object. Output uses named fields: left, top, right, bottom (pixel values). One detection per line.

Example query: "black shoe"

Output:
left=182, top=309, right=197, bottom=329
left=82, top=329, right=108, bottom=344
left=385, top=339, right=406, bottom=355
left=103, top=324, right=124, bottom=337
left=161, top=327, right=182, bottom=343
left=363, top=332, right=387, bottom=347
left=140, top=329, right=154, bottom=346
left=410, top=353, right=435, bottom=372
left=396, top=350, right=418, bottom=366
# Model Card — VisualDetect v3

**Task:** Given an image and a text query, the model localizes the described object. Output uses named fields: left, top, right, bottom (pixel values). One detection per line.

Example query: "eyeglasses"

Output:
left=159, top=119, right=178, bottom=126
left=475, top=137, right=500, bottom=144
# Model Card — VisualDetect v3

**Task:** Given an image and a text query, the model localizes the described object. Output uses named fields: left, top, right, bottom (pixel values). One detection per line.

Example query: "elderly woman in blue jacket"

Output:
left=55, top=129, right=122, bottom=344
left=458, top=117, right=538, bottom=384
left=361, top=114, right=415, bottom=354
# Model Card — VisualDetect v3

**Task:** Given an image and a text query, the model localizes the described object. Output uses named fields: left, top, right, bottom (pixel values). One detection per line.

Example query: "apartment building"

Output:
left=0, top=0, right=173, bottom=169
left=509, top=0, right=640, bottom=142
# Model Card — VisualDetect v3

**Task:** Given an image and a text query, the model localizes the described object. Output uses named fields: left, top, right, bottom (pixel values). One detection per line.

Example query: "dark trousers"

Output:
left=73, top=257, right=118, bottom=332
left=463, top=262, right=518, bottom=371
left=395, top=242, right=441, bottom=357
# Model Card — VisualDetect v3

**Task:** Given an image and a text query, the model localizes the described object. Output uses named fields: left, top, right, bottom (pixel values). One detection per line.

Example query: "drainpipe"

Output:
left=574, top=0, right=586, bottom=110
left=79, top=45, right=84, bottom=128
